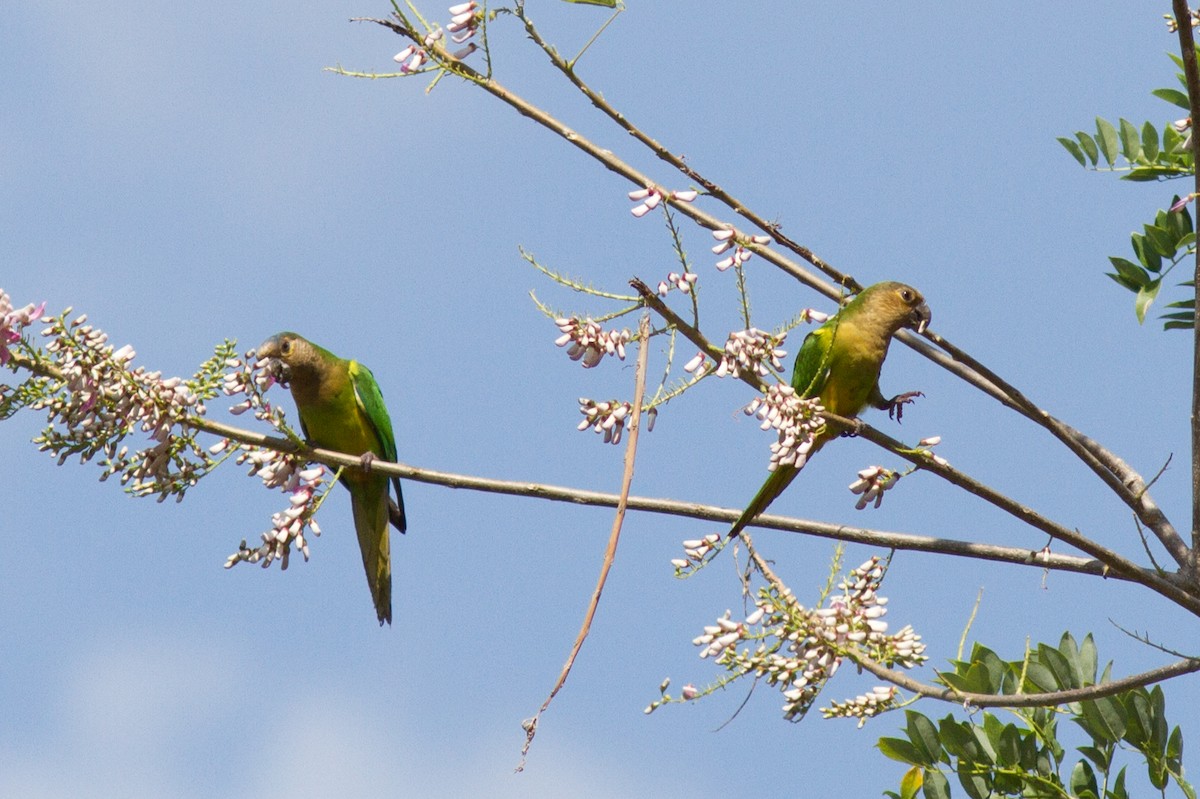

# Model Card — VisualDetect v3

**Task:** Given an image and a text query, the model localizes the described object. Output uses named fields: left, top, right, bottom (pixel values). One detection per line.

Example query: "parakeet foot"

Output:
left=359, top=452, right=377, bottom=472
left=887, top=391, right=924, bottom=422
left=839, top=418, right=867, bottom=438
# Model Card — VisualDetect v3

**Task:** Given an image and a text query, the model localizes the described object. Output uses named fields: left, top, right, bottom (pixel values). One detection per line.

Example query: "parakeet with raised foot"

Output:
left=728, top=282, right=931, bottom=539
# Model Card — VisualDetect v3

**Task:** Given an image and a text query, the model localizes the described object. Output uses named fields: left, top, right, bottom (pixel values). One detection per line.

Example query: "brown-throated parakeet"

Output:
left=257, top=332, right=406, bottom=625
left=728, top=281, right=931, bottom=538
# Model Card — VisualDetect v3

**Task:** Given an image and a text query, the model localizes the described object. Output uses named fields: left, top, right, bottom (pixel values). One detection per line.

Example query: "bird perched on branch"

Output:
left=728, top=281, right=931, bottom=539
left=256, top=332, right=406, bottom=625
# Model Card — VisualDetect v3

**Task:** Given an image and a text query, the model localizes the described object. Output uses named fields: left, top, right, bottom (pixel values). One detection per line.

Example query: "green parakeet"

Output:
left=728, top=281, right=931, bottom=539
left=256, top=332, right=406, bottom=626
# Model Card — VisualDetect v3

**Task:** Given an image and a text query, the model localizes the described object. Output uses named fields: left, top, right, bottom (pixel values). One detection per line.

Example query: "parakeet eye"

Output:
left=280, top=339, right=293, bottom=357
left=899, top=288, right=914, bottom=303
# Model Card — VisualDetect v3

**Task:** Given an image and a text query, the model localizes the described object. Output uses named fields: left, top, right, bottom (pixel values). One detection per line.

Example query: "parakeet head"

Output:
left=856, top=282, right=931, bottom=335
left=256, top=331, right=320, bottom=387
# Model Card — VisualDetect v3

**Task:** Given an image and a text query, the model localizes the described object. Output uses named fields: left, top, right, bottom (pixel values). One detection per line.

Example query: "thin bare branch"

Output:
left=852, top=650, right=1200, bottom=709
left=518, top=315, right=651, bottom=769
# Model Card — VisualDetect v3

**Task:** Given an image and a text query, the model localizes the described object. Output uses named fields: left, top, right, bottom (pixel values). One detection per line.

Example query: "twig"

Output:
left=516, top=314, right=650, bottom=771
left=852, top=650, right=1200, bottom=709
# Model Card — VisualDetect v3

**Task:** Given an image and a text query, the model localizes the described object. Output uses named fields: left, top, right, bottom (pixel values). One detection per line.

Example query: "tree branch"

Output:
left=853, top=650, right=1200, bottom=709
left=450, top=11, right=1187, bottom=570
left=1171, top=0, right=1200, bottom=570
left=628, top=280, right=1200, bottom=613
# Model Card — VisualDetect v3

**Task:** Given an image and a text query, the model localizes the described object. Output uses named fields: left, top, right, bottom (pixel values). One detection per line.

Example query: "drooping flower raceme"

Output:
left=223, top=455, right=329, bottom=571
left=714, top=328, right=787, bottom=379
left=20, top=309, right=230, bottom=503
left=577, top=398, right=633, bottom=445
left=555, top=317, right=632, bottom=369
left=744, top=385, right=825, bottom=472
left=652, top=556, right=925, bottom=724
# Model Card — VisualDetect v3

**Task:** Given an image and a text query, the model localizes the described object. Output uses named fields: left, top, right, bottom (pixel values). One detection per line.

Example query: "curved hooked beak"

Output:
left=255, top=337, right=292, bottom=386
left=911, top=302, right=932, bottom=335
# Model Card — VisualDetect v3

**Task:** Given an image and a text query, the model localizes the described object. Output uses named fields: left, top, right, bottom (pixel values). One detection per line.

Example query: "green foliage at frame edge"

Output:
left=878, top=633, right=1194, bottom=799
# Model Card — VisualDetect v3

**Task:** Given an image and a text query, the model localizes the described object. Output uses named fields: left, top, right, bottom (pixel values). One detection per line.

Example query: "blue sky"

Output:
left=3, top=2, right=1198, bottom=797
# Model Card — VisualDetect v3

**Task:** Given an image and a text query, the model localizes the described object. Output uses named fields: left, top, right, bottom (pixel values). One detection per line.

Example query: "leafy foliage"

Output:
left=1059, top=49, right=1199, bottom=329
left=880, top=634, right=1195, bottom=799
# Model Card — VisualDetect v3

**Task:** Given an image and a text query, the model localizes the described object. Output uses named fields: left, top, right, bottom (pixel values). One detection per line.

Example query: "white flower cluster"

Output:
left=848, top=465, right=898, bottom=510
left=555, top=317, right=632, bottom=369
left=224, top=459, right=328, bottom=571
left=669, top=533, right=722, bottom=575
left=393, top=3, right=480, bottom=70
left=577, top=398, right=633, bottom=445
left=223, top=351, right=283, bottom=421
left=711, top=226, right=771, bottom=271
left=445, top=2, right=479, bottom=45
left=714, top=328, right=787, bottom=379
left=685, top=556, right=925, bottom=723
left=655, top=271, right=697, bottom=296
left=31, top=312, right=214, bottom=502
left=820, top=686, right=898, bottom=728
left=692, top=606, right=767, bottom=659
left=0, top=289, right=45, bottom=366
left=744, top=384, right=824, bottom=472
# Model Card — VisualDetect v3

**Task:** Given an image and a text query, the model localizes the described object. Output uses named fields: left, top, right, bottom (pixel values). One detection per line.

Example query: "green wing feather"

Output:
left=791, top=323, right=835, bottom=399
left=726, top=323, right=836, bottom=539
left=350, top=360, right=406, bottom=535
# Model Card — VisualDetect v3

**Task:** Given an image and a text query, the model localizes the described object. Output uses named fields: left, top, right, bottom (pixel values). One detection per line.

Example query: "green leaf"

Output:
left=1071, top=760, right=1100, bottom=798
left=1119, top=118, right=1141, bottom=161
left=1022, top=661, right=1060, bottom=693
left=1036, top=643, right=1079, bottom=689
left=956, top=766, right=990, bottom=799
left=1079, top=695, right=1128, bottom=744
left=1076, top=131, right=1100, bottom=166
left=1136, top=279, right=1162, bottom=324
left=1078, top=744, right=1111, bottom=771
left=1167, top=725, right=1184, bottom=769
left=1095, top=117, right=1119, bottom=166
left=900, top=765, right=923, bottom=799
left=1165, top=319, right=1195, bottom=330
left=938, top=717, right=981, bottom=761
left=1144, top=224, right=1178, bottom=258
left=1142, top=120, right=1160, bottom=161
left=1058, top=136, right=1087, bottom=167
left=1079, top=634, right=1098, bottom=684
left=1109, top=765, right=1129, bottom=799
left=922, top=769, right=950, bottom=799
left=906, top=711, right=943, bottom=766
left=1165, top=123, right=1185, bottom=153
left=879, top=737, right=926, bottom=765
left=1153, top=87, right=1191, bottom=109
left=995, top=724, right=1021, bottom=767
left=1131, top=233, right=1162, bottom=273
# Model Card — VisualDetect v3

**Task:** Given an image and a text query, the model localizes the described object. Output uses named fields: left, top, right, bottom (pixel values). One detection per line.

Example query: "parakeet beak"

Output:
left=911, top=303, right=932, bottom=335
left=255, top=336, right=280, bottom=361
left=255, top=337, right=292, bottom=386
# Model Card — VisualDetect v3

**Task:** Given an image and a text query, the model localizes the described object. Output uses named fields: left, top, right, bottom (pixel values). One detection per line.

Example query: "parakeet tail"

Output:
left=727, top=438, right=827, bottom=539
left=350, top=479, right=393, bottom=626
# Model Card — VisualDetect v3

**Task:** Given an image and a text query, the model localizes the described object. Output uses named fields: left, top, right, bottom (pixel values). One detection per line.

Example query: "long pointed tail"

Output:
left=728, top=438, right=827, bottom=539
left=728, top=465, right=800, bottom=539
left=350, top=478, right=392, bottom=625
